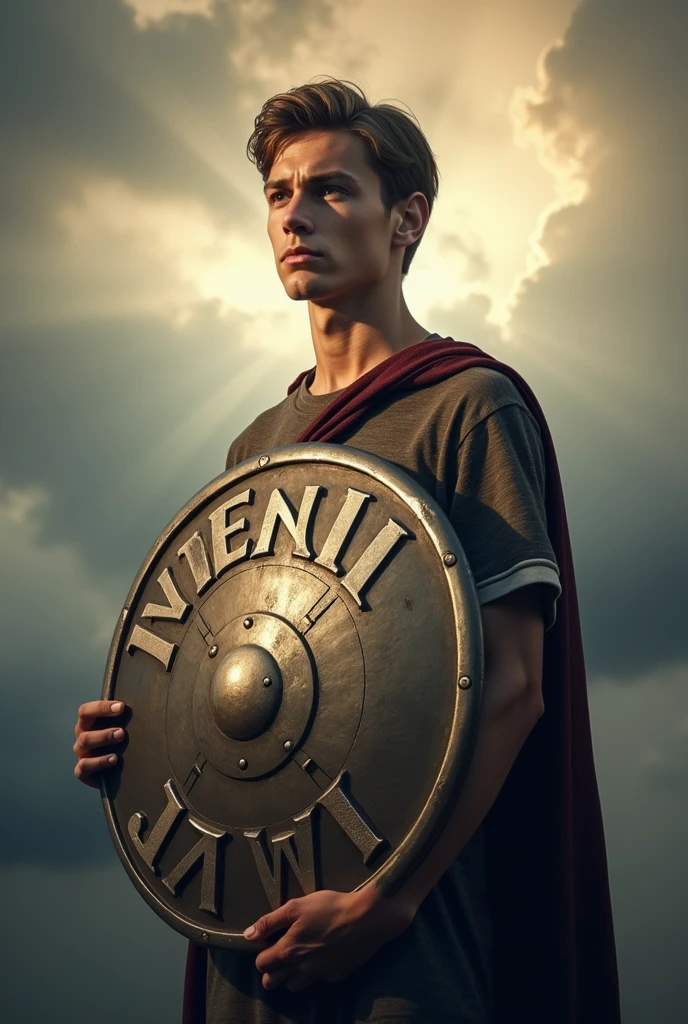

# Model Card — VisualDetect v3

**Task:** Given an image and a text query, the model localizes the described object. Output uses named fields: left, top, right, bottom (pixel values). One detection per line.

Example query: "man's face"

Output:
left=265, top=130, right=400, bottom=303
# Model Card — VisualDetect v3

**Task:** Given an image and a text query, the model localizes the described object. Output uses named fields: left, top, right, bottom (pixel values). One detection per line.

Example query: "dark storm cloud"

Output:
left=1, top=1, right=244, bottom=232
left=0, top=482, right=122, bottom=867
left=0, top=302, right=301, bottom=868
left=4, top=861, right=187, bottom=1022
left=0, top=0, right=336, bottom=237
left=645, top=728, right=688, bottom=794
left=590, top=670, right=688, bottom=1024
left=0, top=304, right=294, bottom=576
left=503, top=0, right=688, bottom=680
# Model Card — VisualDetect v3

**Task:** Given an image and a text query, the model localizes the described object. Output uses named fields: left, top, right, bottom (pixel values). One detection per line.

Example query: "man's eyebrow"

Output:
left=263, top=170, right=360, bottom=194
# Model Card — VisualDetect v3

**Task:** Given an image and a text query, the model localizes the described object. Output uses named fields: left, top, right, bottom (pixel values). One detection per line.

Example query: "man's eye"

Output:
left=267, top=186, right=342, bottom=204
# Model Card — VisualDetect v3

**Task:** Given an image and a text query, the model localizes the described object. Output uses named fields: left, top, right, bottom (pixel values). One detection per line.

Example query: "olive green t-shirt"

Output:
left=206, top=351, right=561, bottom=1023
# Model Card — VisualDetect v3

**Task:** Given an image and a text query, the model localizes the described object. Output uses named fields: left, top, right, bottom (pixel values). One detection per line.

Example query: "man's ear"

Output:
left=392, top=191, right=430, bottom=249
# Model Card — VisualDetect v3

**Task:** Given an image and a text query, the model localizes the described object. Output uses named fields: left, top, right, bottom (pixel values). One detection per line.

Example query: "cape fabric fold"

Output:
left=183, top=337, right=620, bottom=1024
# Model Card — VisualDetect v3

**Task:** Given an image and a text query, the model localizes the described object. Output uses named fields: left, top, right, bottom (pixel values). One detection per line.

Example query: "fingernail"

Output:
left=108, top=754, right=117, bottom=764
left=113, top=728, right=125, bottom=740
left=243, top=925, right=256, bottom=939
left=111, top=702, right=123, bottom=713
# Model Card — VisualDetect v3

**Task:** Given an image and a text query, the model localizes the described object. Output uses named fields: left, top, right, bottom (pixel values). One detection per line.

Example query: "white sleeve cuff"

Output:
left=476, top=558, right=562, bottom=631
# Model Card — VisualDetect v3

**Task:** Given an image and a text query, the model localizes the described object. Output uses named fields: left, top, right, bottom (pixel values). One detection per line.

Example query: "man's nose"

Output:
left=282, top=191, right=314, bottom=234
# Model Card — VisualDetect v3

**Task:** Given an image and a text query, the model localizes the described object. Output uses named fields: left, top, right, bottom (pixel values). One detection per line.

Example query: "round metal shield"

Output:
left=101, top=443, right=483, bottom=949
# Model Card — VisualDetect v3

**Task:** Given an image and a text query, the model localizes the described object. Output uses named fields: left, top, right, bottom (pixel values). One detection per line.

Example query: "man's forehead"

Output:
left=266, top=130, right=372, bottom=181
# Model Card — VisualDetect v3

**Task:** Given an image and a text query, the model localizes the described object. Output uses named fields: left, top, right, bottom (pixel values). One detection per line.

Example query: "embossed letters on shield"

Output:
left=102, top=445, right=482, bottom=949
left=127, top=481, right=410, bottom=671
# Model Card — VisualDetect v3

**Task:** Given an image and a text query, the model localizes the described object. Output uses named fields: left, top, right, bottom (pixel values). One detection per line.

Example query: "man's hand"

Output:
left=245, top=886, right=415, bottom=993
left=73, top=700, right=127, bottom=788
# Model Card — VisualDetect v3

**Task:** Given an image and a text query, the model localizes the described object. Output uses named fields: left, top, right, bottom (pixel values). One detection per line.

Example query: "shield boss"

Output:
left=101, top=444, right=482, bottom=948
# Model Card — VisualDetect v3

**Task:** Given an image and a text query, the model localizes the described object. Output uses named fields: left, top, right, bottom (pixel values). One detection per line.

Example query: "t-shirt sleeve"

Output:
left=225, top=439, right=240, bottom=472
left=449, top=402, right=561, bottom=631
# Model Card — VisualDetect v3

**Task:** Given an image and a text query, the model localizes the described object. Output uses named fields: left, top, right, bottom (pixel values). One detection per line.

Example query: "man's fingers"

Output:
left=75, top=753, right=118, bottom=774
left=255, top=936, right=293, bottom=975
left=262, top=967, right=293, bottom=990
left=74, top=753, right=118, bottom=785
left=73, top=726, right=126, bottom=756
left=246, top=899, right=299, bottom=941
left=73, top=700, right=126, bottom=788
left=75, top=700, right=125, bottom=736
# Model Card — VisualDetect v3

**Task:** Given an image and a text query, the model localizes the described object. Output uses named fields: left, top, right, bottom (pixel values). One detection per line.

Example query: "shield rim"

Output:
left=100, top=442, right=484, bottom=950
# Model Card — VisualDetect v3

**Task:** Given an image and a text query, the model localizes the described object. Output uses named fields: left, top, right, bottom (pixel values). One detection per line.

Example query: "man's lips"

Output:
left=283, top=252, right=323, bottom=264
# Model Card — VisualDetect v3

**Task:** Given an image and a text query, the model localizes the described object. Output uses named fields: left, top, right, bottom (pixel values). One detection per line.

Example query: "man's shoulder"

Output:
left=389, top=362, right=534, bottom=444
left=224, top=360, right=535, bottom=471
left=225, top=394, right=295, bottom=470
left=433, top=363, right=527, bottom=411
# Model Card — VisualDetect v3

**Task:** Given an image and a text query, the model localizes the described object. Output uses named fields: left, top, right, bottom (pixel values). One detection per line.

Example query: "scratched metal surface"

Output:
left=100, top=443, right=483, bottom=949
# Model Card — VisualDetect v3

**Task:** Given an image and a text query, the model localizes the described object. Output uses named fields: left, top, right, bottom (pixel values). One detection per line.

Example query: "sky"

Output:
left=1, top=0, right=687, bottom=1020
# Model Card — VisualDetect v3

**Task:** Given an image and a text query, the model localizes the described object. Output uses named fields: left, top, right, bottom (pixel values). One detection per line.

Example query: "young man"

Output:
left=74, top=79, right=619, bottom=1023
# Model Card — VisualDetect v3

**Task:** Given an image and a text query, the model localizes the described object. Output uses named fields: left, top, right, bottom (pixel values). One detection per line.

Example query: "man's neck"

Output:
left=306, top=289, right=429, bottom=395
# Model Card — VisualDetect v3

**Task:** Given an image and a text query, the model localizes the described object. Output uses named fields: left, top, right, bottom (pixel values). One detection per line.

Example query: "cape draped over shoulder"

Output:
left=183, top=337, right=620, bottom=1024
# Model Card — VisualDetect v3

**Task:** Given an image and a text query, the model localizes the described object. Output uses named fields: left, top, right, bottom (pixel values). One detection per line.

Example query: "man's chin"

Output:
left=283, top=274, right=336, bottom=302
left=283, top=273, right=367, bottom=305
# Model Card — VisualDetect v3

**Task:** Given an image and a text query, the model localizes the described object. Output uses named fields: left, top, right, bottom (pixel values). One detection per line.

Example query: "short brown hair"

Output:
left=246, top=77, right=439, bottom=277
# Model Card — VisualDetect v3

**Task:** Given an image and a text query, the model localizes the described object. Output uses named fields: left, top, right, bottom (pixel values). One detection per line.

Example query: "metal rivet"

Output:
left=443, top=552, right=457, bottom=566
left=283, top=740, right=292, bottom=751
left=202, top=932, right=209, bottom=942
left=263, top=676, right=272, bottom=687
left=208, top=645, right=218, bottom=658
left=243, top=617, right=253, bottom=629
left=238, top=758, right=248, bottom=769
left=259, top=455, right=270, bottom=467
left=459, top=675, right=472, bottom=690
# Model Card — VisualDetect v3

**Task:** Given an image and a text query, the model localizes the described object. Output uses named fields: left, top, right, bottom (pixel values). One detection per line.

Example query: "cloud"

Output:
left=500, top=0, right=688, bottom=679
left=592, top=661, right=688, bottom=791
left=643, top=698, right=688, bottom=794
left=0, top=482, right=123, bottom=865
left=0, top=304, right=304, bottom=870
left=645, top=720, right=688, bottom=793
left=0, top=304, right=302, bottom=580
left=0, top=0, right=340, bottom=255
left=124, top=0, right=216, bottom=28
left=226, top=0, right=371, bottom=102
left=0, top=482, right=117, bottom=653
left=589, top=662, right=688, bottom=1023
left=0, top=0, right=579, bottom=346
left=46, top=174, right=292, bottom=330
left=0, top=482, right=48, bottom=526
left=436, top=229, right=491, bottom=284
left=1, top=2, right=249, bottom=232
left=425, top=292, right=504, bottom=350
left=3, top=861, right=187, bottom=1022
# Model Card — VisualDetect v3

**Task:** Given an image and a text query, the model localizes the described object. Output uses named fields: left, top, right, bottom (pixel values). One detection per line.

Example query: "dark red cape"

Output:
left=183, top=338, right=620, bottom=1023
